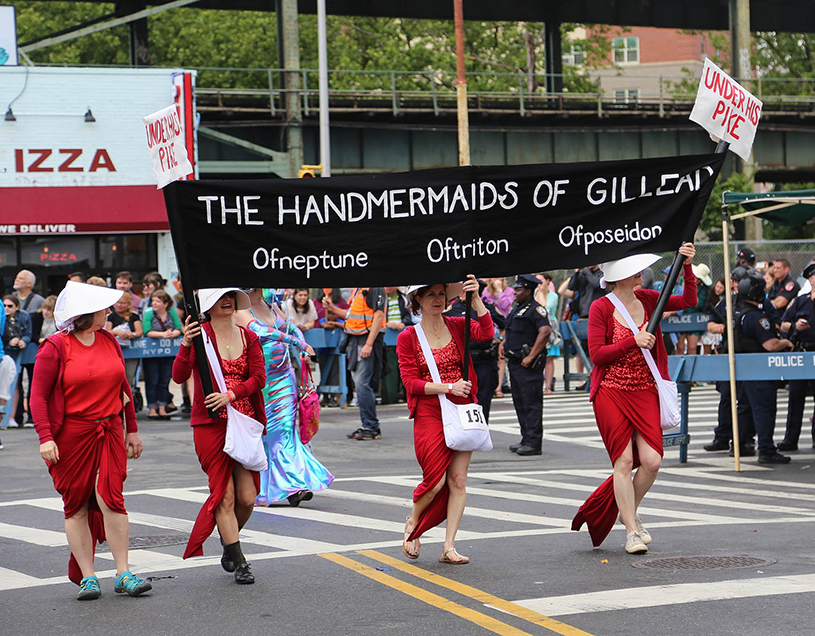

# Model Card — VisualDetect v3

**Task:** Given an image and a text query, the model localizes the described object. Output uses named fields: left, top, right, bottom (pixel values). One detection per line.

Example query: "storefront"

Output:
left=0, top=66, right=195, bottom=297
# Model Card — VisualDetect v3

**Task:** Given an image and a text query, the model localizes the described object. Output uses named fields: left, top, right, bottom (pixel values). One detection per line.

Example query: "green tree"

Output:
left=9, top=3, right=612, bottom=95
left=698, top=171, right=753, bottom=241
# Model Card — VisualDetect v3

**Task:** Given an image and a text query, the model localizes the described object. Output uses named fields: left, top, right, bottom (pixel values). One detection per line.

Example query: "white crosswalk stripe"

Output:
left=2, top=385, right=813, bottom=617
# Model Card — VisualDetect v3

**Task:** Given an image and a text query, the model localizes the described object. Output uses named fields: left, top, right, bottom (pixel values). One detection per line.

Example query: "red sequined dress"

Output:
left=221, top=349, right=255, bottom=417
left=600, top=318, right=654, bottom=391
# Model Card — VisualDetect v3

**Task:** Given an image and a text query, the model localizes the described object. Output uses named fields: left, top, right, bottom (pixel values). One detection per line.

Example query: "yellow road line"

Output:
left=357, top=550, right=594, bottom=636
left=319, top=552, right=535, bottom=636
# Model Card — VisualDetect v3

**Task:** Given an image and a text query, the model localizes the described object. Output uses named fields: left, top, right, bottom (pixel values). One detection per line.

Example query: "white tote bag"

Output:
left=414, top=324, right=493, bottom=452
left=203, top=331, right=268, bottom=472
left=606, top=294, right=681, bottom=431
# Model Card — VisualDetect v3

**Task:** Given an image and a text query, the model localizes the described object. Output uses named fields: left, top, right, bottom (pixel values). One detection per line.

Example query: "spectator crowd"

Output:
left=3, top=248, right=815, bottom=462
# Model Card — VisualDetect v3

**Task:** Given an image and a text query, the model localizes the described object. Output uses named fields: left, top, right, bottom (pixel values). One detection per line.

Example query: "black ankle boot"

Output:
left=222, top=538, right=246, bottom=573
left=220, top=541, right=236, bottom=572
left=234, top=562, right=255, bottom=584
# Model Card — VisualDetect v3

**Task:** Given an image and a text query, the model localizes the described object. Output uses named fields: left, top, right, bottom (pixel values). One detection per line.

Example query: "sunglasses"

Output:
left=3, top=303, right=15, bottom=308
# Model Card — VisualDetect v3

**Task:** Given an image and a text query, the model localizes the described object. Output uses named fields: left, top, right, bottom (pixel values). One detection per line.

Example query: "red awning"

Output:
left=1, top=185, right=170, bottom=235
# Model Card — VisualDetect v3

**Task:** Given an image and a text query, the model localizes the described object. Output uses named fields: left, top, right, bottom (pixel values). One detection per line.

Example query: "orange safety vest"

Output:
left=345, top=288, right=375, bottom=335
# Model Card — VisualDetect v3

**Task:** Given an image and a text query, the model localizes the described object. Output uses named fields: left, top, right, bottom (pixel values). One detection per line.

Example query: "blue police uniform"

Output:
left=706, top=297, right=755, bottom=451
left=505, top=278, right=550, bottom=453
left=735, top=302, right=784, bottom=458
left=779, top=295, right=815, bottom=449
left=768, top=274, right=800, bottom=308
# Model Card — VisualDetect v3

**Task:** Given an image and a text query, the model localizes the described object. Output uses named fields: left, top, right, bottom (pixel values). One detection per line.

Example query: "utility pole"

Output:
left=280, top=0, right=303, bottom=178
left=317, top=0, right=331, bottom=177
left=453, top=0, right=470, bottom=167
left=730, top=0, right=760, bottom=241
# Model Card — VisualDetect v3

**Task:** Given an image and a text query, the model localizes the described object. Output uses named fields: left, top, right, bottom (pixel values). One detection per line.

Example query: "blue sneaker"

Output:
left=77, top=576, right=101, bottom=600
left=114, top=570, right=152, bottom=596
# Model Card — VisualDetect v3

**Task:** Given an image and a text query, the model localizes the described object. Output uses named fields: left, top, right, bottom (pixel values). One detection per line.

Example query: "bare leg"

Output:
left=232, top=464, right=258, bottom=530
left=687, top=334, right=700, bottom=356
left=544, top=357, right=555, bottom=393
left=406, top=474, right=446, bottom=536
left=95, top=478, right=131, bottom=576
left=64, top=503, right=95, bottom=579
left=632, top=432, right=662, bottom=511
left=443, top=451, right=472, bottom=554
left=10, top=385, right=20, bottom=423
left=496, top=358, right=506, bottom=396
left=612, top=439, right=636, bottom=534
left=215, top=477, right=239, bottom=545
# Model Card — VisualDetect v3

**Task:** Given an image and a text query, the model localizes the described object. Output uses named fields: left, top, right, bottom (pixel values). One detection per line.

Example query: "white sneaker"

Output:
left=9, top=419, right=19, bottom=428
left=635, top=515, right=652, bottom=545
left=625, top=531, right=648, bottom=554
left=349, top=397, right=359, bottom=407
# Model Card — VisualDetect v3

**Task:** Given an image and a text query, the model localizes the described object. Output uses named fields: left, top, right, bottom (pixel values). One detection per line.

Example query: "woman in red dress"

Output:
left=31, top=281, right=150, bottom=600
left=572, top=243, right=697, bottom=554
left=397, top=275, right=494, bottom=564
left=173, top=288, right=266, bottom=584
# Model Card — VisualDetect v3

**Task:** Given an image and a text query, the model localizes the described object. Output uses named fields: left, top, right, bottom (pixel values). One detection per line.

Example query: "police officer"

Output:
left=499, top=274, right=551, bottom=456
left=767, top=258, right=800, bottom=313
left=703, top=266, right=756, bottom=455
left=778, top=263, right=815, bottom=451
left=445, top=279, right=505, bottom=422
left=734, top=271, right=794, bottom=464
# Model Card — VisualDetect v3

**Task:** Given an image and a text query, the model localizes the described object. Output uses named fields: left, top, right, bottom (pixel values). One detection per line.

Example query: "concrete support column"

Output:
left=117, top=1, right=150, bottom=66
left=544, top=21, right=563, bottom=95
left=279, top=0, right=303, bottom=178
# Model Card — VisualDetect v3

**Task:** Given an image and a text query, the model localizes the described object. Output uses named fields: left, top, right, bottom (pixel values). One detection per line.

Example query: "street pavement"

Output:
left=1, top=385, right=815, bottom=636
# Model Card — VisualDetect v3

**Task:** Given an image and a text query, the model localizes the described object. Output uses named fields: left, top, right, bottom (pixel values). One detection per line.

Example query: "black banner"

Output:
left=164, top=153, right=725, bottom=289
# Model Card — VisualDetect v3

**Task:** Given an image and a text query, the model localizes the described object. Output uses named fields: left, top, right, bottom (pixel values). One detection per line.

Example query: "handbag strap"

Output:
left=415, top=324, right=452, bottom=409
left=606, top=293, right=662, bottom=384
left=300, top=357, right=314, bottom=389
left=202, top=330, right=228, bottom=393
left=414, top=324, right=442, bottom=384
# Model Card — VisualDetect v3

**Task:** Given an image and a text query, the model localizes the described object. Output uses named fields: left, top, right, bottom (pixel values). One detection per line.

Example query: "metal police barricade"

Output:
left=303, top=327, right=401, bottom=408
left=669, top=350, right=815, bottom=464
left=20, top=330, right=403, bottom=411
left=561, top=312, right=713, bottom=462
left=19, top=337, right=185, bottom=365
left=17, top=336, right=183, bottom=416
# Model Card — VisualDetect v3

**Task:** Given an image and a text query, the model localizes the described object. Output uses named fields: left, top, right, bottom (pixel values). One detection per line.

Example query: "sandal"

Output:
left=114, top=570, right=152, bottom=597
left=77, top=576, right=101, bottom=601
left=402, top=516, right=420, bottom=560
left=494, top=390, right=504, bottom=398
left=439, top=548, right=469, bottom=564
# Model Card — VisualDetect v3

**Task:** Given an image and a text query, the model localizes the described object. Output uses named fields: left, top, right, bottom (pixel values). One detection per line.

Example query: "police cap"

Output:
left=514, top=274, right=540, bottom=290
left=803, top=263, right=815, bottom=280
left=736, top=247, right=756, bottom=266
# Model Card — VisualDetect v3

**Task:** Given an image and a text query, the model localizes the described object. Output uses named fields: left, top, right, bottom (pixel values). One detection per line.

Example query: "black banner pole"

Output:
left=163, top=183, right=218, bottom=418
left=462, top=291, right=472, bottom=381
left=646, top=140, right=731, bottom=335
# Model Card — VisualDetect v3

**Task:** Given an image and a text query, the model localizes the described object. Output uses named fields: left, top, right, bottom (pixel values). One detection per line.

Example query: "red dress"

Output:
left=30, top=330, right=137, bottom=585
left=573, top=292, right=690, bottom=547
left=396, top=313, right=495, bottom=541
left=172, top=324, right=267, bottom=560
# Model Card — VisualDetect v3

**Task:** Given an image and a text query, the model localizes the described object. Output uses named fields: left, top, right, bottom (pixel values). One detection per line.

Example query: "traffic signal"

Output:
left=298, top=164, right=322, bottom=178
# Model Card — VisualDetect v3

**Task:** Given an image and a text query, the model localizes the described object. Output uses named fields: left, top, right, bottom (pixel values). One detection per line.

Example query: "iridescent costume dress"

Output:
left=247, top=295, right=334, bottom=505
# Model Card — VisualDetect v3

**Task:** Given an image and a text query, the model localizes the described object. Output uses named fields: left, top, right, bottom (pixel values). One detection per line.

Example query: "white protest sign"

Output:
left=143, top=105, right=193, bottom=189
left=689, top=58, right=762, bottom=161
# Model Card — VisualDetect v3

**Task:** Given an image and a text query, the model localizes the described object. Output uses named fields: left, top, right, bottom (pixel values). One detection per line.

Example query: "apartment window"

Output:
left=562, top=45, right=585, bottom=66
left=613, top=37, right=640, bottom=64
left=614, top=89, right=640, bottom=104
